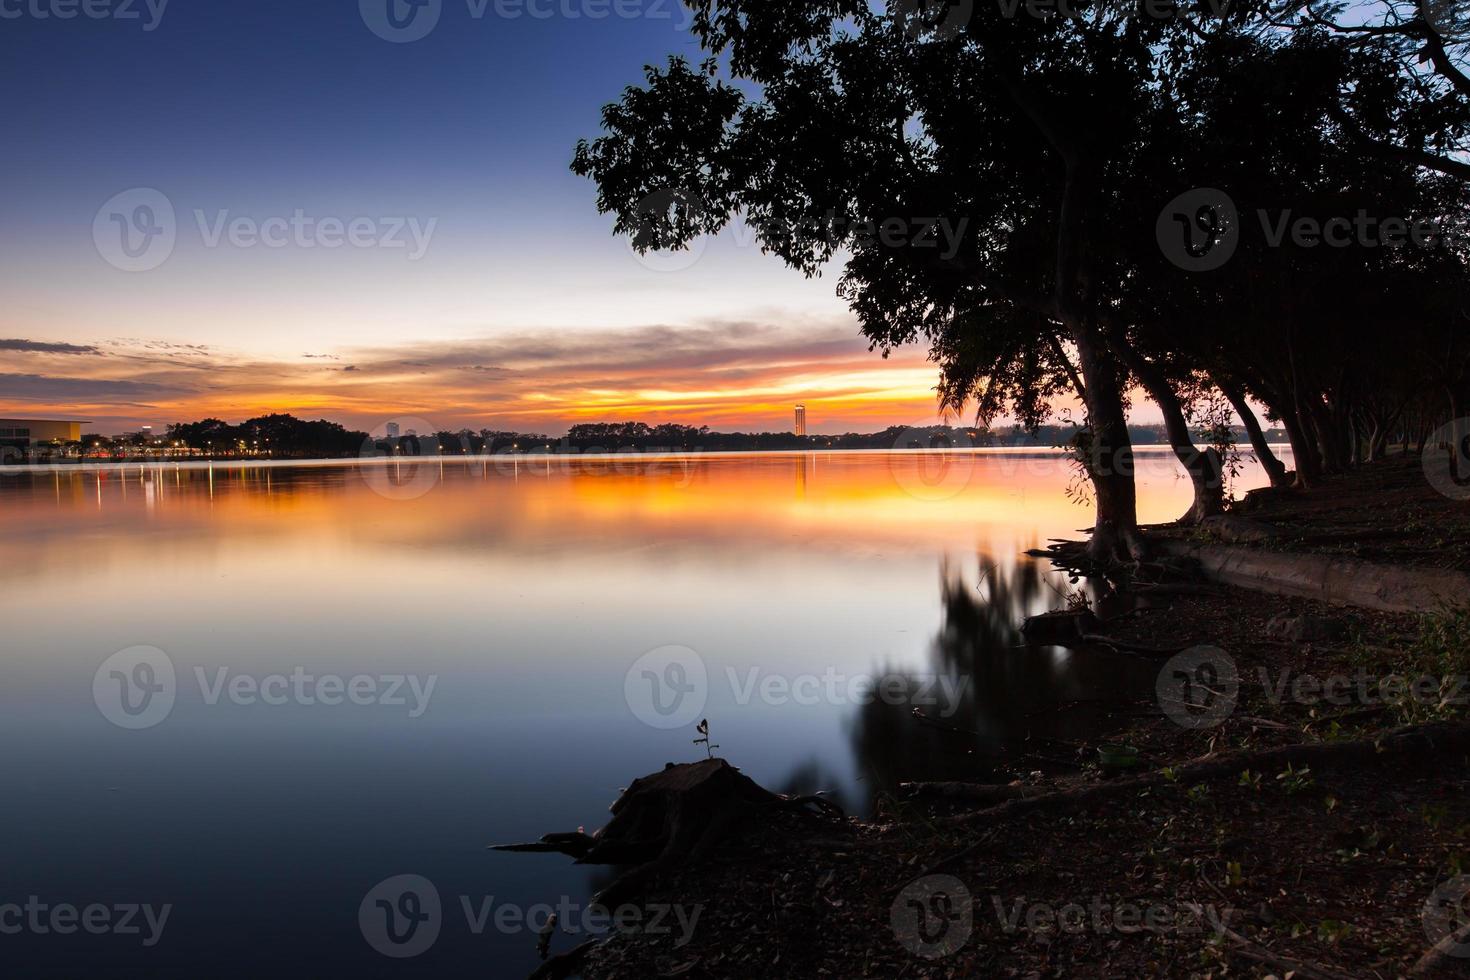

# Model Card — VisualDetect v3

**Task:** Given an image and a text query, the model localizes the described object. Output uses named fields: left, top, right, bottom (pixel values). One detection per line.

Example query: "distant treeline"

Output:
left=115, top=416, right=1281, bottom=458
left=166, top=415, right=368, bottom=457
left=392, top=420, right=1282, bottom=456
left=40, top=415, right=1282, bottom=461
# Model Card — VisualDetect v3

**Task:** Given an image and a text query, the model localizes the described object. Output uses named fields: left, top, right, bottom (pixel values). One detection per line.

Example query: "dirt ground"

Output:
left=554, top=458, right=1470, bottom=979
left=1180, top=454, right=1470, bottom=573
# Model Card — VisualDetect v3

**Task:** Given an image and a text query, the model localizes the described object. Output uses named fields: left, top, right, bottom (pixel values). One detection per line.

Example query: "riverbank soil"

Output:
left=572, top=457, right=1469, bottom=979
left=1188, top=454, right=1470, bottom=572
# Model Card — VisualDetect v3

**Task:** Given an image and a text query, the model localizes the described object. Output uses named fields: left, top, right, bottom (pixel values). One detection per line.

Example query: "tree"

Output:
left=574, top=2, right=1261, bottom=560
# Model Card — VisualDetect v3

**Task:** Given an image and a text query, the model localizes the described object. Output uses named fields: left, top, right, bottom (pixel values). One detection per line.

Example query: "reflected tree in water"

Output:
left=843, top=554, right=1157, bottom=814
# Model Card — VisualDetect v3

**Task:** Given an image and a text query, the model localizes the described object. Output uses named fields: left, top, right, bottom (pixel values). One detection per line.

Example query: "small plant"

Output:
left=1162, top=765, right=1182, bottom=783
left=1226, top=860, right=1244, bottom=887
left=1316, top=920, right=1355, bottom=945
left=692, top=718, right=719, bottom=759
left=1325, top=795, right=1339, bottom=813
left=1238, top=769, right=1262, bottom=792
left=1276, top=763, right=1315, bottom=796
left=1186, top=783, right=1211, bottom=804
left=1422, top=804, right=1450, bottom=830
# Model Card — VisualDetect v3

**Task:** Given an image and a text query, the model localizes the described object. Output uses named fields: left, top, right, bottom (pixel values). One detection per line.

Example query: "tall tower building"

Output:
left=794, top=405, right=806, bottom=437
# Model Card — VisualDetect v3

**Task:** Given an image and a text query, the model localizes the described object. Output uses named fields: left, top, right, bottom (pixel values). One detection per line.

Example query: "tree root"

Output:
left=939, top=721, right=1470, bottom=828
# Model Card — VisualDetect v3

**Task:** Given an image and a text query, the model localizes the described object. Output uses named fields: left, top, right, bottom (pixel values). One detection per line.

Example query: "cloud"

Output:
left=0, top=338, right=100, bottom=355
left=0, top=318, right=942, bottom=433
left=0, top=373, right=173, bottom=399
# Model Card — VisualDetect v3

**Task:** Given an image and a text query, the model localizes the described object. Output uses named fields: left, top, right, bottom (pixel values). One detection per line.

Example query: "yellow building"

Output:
left=0, top=418, right=87, bottom=449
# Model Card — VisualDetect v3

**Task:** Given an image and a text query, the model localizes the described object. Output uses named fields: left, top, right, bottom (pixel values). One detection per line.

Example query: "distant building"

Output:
left=386, top=422, right=401, bottom=438
left=0, top=418, right=87, bottom=450
left=794, top=405, right=807, bottom=437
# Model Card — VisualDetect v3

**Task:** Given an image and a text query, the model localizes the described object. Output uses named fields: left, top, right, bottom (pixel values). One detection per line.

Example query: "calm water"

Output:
left=0, top=449, right=1278, bottom=977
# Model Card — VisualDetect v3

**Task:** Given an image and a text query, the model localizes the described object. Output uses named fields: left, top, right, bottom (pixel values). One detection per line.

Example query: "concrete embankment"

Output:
left=1156, top=539, right=1470, bottom=613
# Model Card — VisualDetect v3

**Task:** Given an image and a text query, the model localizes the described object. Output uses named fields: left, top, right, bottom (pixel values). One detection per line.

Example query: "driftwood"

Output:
left=492, top=759, right=844, bottom=909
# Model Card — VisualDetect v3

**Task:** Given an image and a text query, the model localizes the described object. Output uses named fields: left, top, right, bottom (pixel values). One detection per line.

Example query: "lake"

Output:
left=0, top=448, right=1280, bottom=977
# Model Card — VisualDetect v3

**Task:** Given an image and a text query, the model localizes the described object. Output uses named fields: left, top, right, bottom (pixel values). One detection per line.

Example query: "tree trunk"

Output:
left=1308, top=400, right=1347, bottom=474
left=1117, top=343, right=1224, bottom=523
left=1281, top=409, right=1320, bottom=488
left=1222, top=385, right=1290, bottom=488
left=1073, top=324, right=1145, bottom=562
left=1450, top=389, right=1468, bottom=484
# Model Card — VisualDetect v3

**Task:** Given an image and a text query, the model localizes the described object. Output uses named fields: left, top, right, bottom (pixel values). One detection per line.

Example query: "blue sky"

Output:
left=0, top=1, right=944, bottom=432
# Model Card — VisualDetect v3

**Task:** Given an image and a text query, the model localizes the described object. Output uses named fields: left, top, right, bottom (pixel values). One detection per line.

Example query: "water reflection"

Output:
left=842, top=555, right=1160, bottom=814
left=0, top=450, right=1275, bottom=977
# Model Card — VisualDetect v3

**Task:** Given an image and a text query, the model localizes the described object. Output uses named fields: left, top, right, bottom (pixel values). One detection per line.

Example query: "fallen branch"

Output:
left=941, top=721, right=1470, bottom=827
left=1079, top=633, right=1190, bottom=656
left=899, top=781, right=1055, bottom=804
left=1199, top=913, right=1358, bottom=980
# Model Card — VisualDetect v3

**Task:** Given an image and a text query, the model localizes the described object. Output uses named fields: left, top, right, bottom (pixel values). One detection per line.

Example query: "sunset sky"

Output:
left=5, top=2, right=985, bottom=436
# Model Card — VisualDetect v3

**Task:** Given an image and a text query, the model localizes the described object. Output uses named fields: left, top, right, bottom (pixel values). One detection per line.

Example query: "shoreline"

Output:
left=0, top=442, right=1287, bottom=474
left=527, top=455, right=1469, bottom=979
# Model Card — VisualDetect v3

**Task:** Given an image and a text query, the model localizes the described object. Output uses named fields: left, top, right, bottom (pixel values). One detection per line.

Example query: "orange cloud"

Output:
left=0, top=320, right=948, bottom=434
